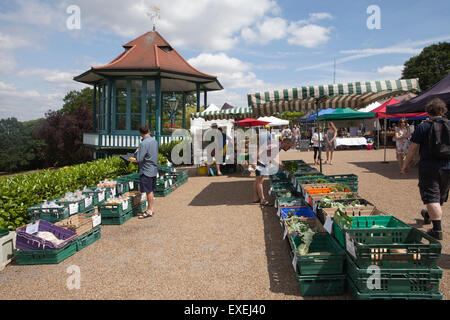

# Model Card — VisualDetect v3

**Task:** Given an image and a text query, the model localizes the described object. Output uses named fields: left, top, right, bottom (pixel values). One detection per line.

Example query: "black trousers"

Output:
left=313, top=147, right=321, bottom=160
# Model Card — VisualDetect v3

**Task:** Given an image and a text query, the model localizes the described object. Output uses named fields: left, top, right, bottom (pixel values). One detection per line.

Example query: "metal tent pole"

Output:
left=382, top=112, right=388, bottom=163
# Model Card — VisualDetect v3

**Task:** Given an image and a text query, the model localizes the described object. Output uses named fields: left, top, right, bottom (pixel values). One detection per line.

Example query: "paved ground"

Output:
left=0, top=148, right=448, bottom=300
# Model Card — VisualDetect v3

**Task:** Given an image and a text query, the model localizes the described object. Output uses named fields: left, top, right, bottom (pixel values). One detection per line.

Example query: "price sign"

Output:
left=268, top=187, right=272, bottom=196
left=85, top=197, right=92, bottom=208
left=117, top=184, right=123, bottom=194
left=92, top=215, right=101, bottom=227
left=141, top=193, right=146, bottom=202
left=324, top=214, right=333, bottom=234
left=26, top=222, right=39, bottom=234
left=292, top=254, right=298, bottom=272
left=122, top=200, right=129, bottom=211
left=169, top=179, right=173, bottom=186
left=69, top=203, right=78, bottom=215
left=297, top=184, right=301, bottom=193
left=346, top=233, right=357, bottom=259
left=98, top=191, right=105, bottom=202
left=129, top=181, right=134, bottom=190
left=111, top=188, right=116, bottom=197
left=313, top=201, right=318, bottom=213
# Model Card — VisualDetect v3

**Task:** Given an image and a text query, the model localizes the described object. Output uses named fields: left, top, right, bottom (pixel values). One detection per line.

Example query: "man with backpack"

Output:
left=401, top=98, right=450, bottom=240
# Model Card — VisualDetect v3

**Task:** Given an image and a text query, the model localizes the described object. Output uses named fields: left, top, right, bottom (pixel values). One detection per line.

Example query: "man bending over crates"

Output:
left=132, top=125, right=159, bottom=219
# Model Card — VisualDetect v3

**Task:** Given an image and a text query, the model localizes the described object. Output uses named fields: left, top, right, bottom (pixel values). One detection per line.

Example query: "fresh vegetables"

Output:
left=283, top=161, right=299, bottom=175
left=330, top=183, right=351, bottom=192
left=282, top=213, right=318, bottom=256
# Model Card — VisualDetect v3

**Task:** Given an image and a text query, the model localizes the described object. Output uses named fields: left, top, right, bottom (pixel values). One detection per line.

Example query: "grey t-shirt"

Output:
left=134, top=135, right=158, bottom=177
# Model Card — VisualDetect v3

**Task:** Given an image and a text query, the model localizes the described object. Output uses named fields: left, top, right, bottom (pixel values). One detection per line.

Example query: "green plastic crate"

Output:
left=343, top=227, right=441, bottom=269
left=346, top=252, right=442, bottom=295
left=56, top=195, right=94, bottom=215
left=0, top=229, right=9, bottom=238
left=132, top=200, right=148, bottom=216
left=98, top=198, right=133, bottom=218
left=101, top=209, right=134, bottom=225
left=333, top=213, right=412, bottom=247
left=115, top=181, right=131, bottom=195
left=290, top=233, right=346, bottom=276
left=296, top=274, right=346, bottom=296
left=28, top=203, right=70, bottom=223
left=155, top=188, right=173, bottom=198
left=14, top=241, right=77, bottom=265
left=347, top=277, right=443, bottom=300
left=76, top=226, right=101, bottom=251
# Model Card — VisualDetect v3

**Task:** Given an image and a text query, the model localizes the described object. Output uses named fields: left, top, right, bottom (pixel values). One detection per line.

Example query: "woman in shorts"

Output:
left=324, top=122, right=338, bottom=165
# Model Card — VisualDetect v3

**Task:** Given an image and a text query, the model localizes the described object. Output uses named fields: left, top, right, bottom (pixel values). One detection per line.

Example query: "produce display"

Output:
left=283, top=161, right=299, bottom=175
left=35, top=231, right=64, bottom=246
left=58, top=191, right=86, bottom=203
left=105, top=196, right=129, bottom=205
left=272, top=159, right=443, bottom=300
left=97, top=180, right=117, bottom=188
left=40, top=201, right=64, bottom=209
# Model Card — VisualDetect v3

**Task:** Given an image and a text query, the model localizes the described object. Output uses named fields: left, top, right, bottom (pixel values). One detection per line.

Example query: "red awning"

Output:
left=373, top=98, right=428, bottom=119
left=235, top=118, right=270, bottom=127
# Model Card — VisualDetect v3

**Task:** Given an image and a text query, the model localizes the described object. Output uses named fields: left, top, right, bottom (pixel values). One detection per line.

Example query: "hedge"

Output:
left=0, top=157, right=137, bottom=230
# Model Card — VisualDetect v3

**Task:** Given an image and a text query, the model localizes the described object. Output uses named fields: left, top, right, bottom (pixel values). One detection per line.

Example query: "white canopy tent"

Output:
left=358, top=101, right=382, bottom=113
left=257, top=116, right=289, bottom=127
left=203, top=104, right=220, bottom=113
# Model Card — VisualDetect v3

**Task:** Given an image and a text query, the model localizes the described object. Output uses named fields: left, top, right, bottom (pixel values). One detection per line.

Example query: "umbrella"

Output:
left=235, top=118, right=270, bottom=127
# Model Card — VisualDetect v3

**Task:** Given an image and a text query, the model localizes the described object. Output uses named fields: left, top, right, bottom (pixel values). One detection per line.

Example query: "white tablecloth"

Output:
left=335, top=137, right=367, bottom=147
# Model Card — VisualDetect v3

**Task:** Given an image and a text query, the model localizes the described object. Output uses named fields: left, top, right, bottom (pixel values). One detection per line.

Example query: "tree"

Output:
left=61, top=87, right=94, bottom=115
left=402, top=42, right=450, bottom=91
left=35, top=106, right=93, bottom=167
left=278, top=111, right=305, bottom=122
left=0, top=118, right=45, bottom=172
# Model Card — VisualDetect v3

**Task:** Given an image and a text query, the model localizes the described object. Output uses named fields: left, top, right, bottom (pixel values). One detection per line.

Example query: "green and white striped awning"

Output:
left=247, top=79, right=421, bottom=116
left=191, top=107, right=253, bottom=120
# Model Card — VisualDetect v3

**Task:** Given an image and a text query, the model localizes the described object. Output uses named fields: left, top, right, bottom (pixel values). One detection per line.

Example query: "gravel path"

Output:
left=0, top=148, right=448, bottom=300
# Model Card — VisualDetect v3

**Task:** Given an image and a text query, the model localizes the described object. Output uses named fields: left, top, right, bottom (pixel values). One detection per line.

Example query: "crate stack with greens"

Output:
left=332, top=212, right=443, bottom=300
left=273, top=160, right=347, bottom=296
left=155, top=166, right=189, bottom=197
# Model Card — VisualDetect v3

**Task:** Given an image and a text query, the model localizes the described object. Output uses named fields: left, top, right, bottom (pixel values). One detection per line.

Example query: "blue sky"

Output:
left=1, top=0, right=450, bottom=121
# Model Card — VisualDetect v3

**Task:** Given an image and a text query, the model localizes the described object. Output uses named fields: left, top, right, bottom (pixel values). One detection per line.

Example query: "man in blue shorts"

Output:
left=133, top=125, right=159, bottom=219
left=402, top=98, right=450, bottom=240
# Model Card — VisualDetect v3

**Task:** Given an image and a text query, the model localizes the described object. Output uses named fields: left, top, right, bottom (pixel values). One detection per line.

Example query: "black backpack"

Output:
left=427, top=118, right=450, bottom=160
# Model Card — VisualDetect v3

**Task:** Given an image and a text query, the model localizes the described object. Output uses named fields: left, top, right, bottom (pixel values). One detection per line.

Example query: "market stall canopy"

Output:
left=387, top=72, right=450, bottom=117
left=318, top=108, right=375, bottom=121
left=191, top=107, right=252, bottom=120
left=74, top=31, right=223, bottom=92
left=235, top=118, right=270, bottom=127
left=257, top=116, right=289, bottom=126
left=373, top=98, right=428, bottom=119
left=203, top=104, right=220, bottom=113
left=306, top=108, right=336, bottom=121
left=248, top=79, right=420, bottom=117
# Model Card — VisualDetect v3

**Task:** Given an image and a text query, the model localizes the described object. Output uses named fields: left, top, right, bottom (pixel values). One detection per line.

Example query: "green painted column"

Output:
left=196, top=83, right=201, bottom=113
left=126, top=80, right=131, bottom=132
left=204, top=90, right=207, bottom=108
left=141, top=79, right=147, bottom=126
left=155, top=78, right=162, bottom=145
left=93, top=84, right=97, bottom=132
left=107, top=80, right=113, bottom=134
left=182, top=93, right=186, bottom=129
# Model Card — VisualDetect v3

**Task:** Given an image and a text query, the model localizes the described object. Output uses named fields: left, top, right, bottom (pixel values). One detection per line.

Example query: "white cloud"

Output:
left=287, top=23, right=331, bottom=48
left=297, top=34, right=450, bottom=72
left=17, top=68, right=85, bottom=89
left=241, top=17, right=288, bottom=44
left=58, top=0, right=280, bottom=51
left=377, top=65, right=404, bottom=79
left=0, top=81, right=63, bottom=121
left=298, top=12, right=333, bottom=25
left=188, top=53, right=267, bottom=90
left=0, top=0, right=63, bottom=28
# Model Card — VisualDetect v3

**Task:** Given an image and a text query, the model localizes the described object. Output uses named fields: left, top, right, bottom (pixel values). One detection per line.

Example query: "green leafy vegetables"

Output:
left=282, top=212, right=317, bottom=256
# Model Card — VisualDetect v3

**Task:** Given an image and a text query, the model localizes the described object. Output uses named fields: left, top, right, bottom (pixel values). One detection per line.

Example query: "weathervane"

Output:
left=146, top=6, right=160, bottom=31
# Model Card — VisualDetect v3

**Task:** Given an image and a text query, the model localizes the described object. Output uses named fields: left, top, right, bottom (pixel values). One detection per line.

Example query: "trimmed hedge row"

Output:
left=0, top=157, right=137, bottom=230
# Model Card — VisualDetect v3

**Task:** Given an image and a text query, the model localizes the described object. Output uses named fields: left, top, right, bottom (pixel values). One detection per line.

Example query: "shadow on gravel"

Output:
left=189, top=181, right=255, bottom=206
left=349, top=161, right=419, bottom=180
left=439, top=254, right=450, bottom=270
